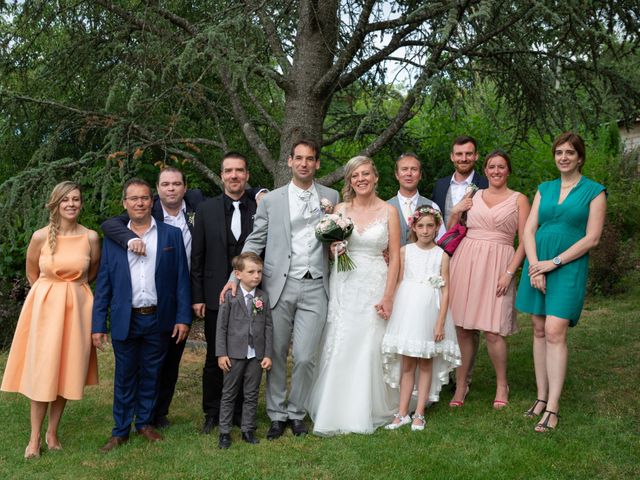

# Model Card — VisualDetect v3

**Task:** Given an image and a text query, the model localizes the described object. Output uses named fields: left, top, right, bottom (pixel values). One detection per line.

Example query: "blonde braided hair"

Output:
left=46, top=181, right=82, bottom=255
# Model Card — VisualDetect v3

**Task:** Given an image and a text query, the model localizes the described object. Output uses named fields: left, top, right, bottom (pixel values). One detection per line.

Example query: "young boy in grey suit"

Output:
left=216, top=252, right=273, bottom=448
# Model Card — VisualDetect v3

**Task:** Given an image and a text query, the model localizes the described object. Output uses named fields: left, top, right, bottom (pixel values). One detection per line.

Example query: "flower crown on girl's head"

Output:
left=407, top=206, right=443, bottom=228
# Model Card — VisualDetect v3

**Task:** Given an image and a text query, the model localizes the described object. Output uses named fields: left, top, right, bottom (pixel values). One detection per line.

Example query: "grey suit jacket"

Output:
left=216, top=289, right=273, bottom=360
left=388, top=194, right=441, bottom=246
left=239, top=182, right=340, bottom=306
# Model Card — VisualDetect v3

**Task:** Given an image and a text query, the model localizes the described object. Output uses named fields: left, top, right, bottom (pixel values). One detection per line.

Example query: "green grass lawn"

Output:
left=1, top=281, right=638, bottom=480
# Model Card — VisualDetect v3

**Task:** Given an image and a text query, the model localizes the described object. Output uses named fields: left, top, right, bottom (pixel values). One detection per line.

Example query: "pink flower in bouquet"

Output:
left=320, top=198, right=334, bottom=214
left=315, top=213, right=356, bottom=271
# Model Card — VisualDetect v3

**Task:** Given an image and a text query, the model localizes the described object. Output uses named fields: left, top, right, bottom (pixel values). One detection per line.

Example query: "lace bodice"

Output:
left=402, top=243, right=443, bottom=282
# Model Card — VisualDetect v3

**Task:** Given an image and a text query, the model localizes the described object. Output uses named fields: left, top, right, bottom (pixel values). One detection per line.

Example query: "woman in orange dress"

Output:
left=447, top=151, right=530, bottom=409
left=1, top=181, right=100, bottom=458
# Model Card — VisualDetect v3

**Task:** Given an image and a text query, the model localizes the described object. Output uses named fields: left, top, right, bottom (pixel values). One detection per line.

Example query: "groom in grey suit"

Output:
left=223, top=139, right=340, bottom=439
left=387, top=153, right=445, bottom=245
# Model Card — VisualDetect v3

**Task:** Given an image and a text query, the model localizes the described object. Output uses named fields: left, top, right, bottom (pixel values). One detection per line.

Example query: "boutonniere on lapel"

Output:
left=187, top=211, right=196, bottom=227
left=320, top=198, right=334, bottom=214
left=252, top=296, right=264, bottom=316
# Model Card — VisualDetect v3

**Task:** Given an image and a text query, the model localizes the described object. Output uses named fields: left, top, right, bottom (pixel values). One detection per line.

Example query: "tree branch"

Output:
left=93, top=0, right=173, bottom=38
left=250, top=1, right=292, bottom=75
left=218, top=69, right=276, bottom=173
left=313, top=0, right=376, bottom=97
left=241, top=76, right=282, bottom=133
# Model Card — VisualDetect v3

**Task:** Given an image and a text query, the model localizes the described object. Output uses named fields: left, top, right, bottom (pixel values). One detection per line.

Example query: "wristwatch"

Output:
left=552, top=256, right=562, bottom=266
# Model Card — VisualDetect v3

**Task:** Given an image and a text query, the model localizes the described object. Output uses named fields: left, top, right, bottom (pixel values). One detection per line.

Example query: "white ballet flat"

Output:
left=384, top=413, right=411, bottom=430
left=411, top=413, right=426, bottom=431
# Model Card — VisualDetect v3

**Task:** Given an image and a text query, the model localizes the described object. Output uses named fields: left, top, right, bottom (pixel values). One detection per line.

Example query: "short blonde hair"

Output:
left=341, top=156, right=378, bottom=202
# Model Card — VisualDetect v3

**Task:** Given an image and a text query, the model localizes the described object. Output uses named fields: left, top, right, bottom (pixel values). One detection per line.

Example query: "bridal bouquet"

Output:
left=315, top=213, right=356, bottom=271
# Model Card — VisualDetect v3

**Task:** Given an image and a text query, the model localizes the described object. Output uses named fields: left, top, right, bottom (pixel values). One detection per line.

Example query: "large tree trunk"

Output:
left=274, top=0, right=339, bottom=186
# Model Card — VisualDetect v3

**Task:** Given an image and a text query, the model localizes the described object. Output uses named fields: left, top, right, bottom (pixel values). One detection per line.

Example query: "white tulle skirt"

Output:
left=381, top=279, right=461, bottom=402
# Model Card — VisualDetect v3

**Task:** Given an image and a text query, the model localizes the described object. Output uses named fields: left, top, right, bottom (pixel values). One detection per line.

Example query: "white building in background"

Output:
left=619, top=118, right=640, bottom=153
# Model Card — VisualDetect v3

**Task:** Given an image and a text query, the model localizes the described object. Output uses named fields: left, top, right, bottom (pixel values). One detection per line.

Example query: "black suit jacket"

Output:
left=101, top=189, right=206, bottom=250
left=432, top=173, right=489, bottom=215
left=190, top=194, right=257, bottom=310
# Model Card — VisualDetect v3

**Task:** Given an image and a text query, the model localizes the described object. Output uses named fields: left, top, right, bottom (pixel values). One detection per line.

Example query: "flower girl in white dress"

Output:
left=381, top=206, right=461, bottom=431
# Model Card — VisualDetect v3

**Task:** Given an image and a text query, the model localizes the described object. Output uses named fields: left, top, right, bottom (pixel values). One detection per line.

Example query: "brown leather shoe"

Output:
left=99, top=436, right=129, bottom=453
left=137, top=426, right=163, bottom=442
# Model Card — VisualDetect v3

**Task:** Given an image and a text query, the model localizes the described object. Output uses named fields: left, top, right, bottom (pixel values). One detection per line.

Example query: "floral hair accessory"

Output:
left=407, top=205, right=443, bottom=228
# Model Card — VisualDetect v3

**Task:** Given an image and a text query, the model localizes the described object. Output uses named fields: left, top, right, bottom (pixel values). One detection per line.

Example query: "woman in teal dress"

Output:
left=516, top=132, right=606, bottom=432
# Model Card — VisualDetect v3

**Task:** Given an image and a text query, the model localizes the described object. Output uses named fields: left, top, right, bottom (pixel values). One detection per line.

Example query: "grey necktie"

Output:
left=231, top=201, right=241, bottom=240
left=245, top=293, right=254, bottom=348
left=299, top=190, right=312, bottom=219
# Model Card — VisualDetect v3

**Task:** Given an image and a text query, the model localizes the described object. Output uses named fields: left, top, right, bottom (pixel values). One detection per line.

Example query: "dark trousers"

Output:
left=203, top=308, right=243, bottom=421
left=153, top=333, right=187, bottom=420
left=219, top=358, right=262, bottom=434
left=111, top=312, right=169, bottom=437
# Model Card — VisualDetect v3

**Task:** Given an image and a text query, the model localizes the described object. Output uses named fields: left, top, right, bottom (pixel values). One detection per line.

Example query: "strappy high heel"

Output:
left=524, top=399, right=547, bottom=417
left=535, top=410, right=560, bottom=432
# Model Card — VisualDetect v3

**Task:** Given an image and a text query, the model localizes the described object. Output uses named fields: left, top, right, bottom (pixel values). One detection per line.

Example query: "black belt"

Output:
left=132, top=306, right=157, bottom=315
left=302, top=271, right=322, bottom=280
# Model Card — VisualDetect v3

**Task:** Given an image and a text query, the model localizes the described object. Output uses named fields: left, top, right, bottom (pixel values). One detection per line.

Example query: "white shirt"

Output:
left=449, top=171, right=476, bottom=206
left=239, top=285, right=257, bottom=359
left=396, top=191, right=419, bottom=223
left=288, top=182, right=323, bottom=279
left=128, top=217, right=158, bottom=308
left=162, top=200, right=192, bottom=271
left=398, top=191, right=447, bottom=241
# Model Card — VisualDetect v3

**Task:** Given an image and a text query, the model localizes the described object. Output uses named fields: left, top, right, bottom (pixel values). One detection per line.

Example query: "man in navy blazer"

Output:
left=92, top=178, right=191, bottom=452
left=432, top=135, right=489, bottom=225
left=101, top=168, right=203, bottom=428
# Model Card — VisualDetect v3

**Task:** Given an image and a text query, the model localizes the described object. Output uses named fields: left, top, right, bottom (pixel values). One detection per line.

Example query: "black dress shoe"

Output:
left=153, top=415, right=171, bottom=429
left=241, top=431, right=260, bottom=444
left=266, top=420, right=286, bottom=440
left=218, top=433, right=231, bottom=449
left=201, top=416, right=218, bottom=435
left=289, top=419, right=308, bottom=436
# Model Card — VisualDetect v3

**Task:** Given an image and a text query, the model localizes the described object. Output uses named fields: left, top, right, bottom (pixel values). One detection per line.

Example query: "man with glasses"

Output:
left=101, top=167, right=204, bottom=428
left=92, top=178, right=191, bottom=452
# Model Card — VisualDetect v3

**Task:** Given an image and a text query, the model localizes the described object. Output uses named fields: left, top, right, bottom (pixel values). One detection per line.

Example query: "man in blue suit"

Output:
left=432, top=135, right=489, bottom=225
left=92, top=178, right=192, bottom=453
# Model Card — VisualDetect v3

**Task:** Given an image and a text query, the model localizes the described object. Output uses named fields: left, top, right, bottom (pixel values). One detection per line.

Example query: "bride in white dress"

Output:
left=307, top=156, right=401, bottom=435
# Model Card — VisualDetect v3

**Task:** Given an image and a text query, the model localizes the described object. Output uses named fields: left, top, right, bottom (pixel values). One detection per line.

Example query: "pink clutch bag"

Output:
left=437, top=223, right=467, bottom=256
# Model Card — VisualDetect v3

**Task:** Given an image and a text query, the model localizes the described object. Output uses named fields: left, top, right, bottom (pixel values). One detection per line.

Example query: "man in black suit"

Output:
left=431, top=135, right=488, bottom=392
left=191, top=152, right=258, bottom=434
left=101, top=167, right=205, bottom=428
left=432, top=135, right=489, bottom=225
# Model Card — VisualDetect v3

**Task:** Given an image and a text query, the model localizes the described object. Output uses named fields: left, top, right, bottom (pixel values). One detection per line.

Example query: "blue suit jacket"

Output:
left=432, top=172, right=489, bottom=215
left=92, top=221, right=192, bottom=341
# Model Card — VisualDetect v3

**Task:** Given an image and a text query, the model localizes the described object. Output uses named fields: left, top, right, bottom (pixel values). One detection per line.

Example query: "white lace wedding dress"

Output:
left=307, top=213, right=397, bottom=435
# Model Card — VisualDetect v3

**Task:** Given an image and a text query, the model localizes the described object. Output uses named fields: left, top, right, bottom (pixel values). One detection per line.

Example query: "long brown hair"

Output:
left=46, top=181, right=82, bottom=254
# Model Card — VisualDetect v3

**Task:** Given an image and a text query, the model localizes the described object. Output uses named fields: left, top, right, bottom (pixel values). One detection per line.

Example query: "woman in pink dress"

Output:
left=447, top=151, right=530, bottom=408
